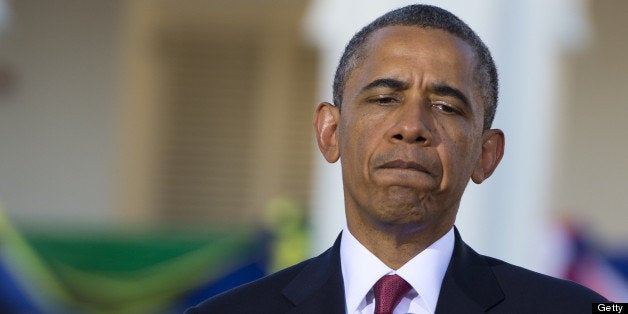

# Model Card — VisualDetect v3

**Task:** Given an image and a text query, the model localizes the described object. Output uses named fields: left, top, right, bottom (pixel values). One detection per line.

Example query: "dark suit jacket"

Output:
left=186, top=228, right=607, bottom=313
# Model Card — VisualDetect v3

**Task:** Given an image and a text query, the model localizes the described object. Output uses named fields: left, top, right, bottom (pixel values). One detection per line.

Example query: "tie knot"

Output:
left=373, top=274, right=412, bottom=314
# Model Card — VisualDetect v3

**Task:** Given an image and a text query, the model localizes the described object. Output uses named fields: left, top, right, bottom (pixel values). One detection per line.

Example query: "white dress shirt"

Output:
left=340, top=226, right=454, bottom=314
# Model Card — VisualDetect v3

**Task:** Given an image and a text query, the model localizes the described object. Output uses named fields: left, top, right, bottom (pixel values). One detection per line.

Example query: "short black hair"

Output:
left=332, top=4, right=498, bottom=130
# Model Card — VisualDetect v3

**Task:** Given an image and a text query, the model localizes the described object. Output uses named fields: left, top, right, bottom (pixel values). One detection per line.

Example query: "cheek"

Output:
left=342, top=117, right=386, bottom=182
left=342, top=115, right=378, bottom=149
left=439, top=128, right=482, bottom=178
left=339, top=118, right=367, bottom=166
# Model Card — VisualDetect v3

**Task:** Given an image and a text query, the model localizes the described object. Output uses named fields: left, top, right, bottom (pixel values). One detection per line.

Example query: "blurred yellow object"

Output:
left=264, top=198, right=309, bottom=272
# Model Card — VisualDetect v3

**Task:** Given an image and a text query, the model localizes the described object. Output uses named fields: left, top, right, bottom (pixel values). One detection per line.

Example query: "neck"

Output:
left=346, top=218, right=453, bottom=270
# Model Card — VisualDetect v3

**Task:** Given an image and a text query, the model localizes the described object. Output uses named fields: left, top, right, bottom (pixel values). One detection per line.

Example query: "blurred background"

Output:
left=0, top=0, right=627, bottom=312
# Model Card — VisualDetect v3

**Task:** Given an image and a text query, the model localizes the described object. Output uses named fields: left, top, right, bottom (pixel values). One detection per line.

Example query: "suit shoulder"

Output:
left=484, top=255, right=608, bottom=307
left=185, top=257, right=312, bottom=314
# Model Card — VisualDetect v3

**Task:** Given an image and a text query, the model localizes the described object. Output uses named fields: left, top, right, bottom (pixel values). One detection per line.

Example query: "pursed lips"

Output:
left=379, top=159, right=431, bottom=175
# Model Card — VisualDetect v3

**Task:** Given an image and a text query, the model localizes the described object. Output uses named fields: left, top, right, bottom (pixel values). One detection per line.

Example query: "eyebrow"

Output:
left=360, top=78, right=409, bottom=93
left=359, top=78, right=471, bottom=108
left=428, top=83, right=470, bottom=108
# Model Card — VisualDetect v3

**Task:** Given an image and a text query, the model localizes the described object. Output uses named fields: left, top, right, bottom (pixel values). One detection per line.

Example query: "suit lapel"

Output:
left=278, top=228, right=504, bottom=314
left=282, top=234, right=346, bottom=314
left=435, top=228, right=504, bottom=313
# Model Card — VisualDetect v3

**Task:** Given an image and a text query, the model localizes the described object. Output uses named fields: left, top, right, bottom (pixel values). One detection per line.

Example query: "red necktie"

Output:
left=373, top=274, right=412, bottom=314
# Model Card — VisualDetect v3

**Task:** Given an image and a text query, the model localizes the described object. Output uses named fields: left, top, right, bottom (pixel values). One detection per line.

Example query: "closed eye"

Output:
left=368, top=96, right=399, bottom=105
left=432, top=101, right=462, bottom=115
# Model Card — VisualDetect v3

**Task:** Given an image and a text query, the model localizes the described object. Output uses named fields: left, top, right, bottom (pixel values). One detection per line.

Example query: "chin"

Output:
left=377, top=199, right=429, bottom=223
left=382, top=186, right=429, bottom=207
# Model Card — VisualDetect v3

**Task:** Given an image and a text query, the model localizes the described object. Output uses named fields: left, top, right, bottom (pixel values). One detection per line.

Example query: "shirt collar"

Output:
left=340, top=226, right=454, bottom=313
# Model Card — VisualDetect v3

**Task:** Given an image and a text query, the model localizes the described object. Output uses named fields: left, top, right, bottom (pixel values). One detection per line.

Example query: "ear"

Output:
left=471, top=129, right=505, bottom=184
left=314, top=102, right=341, bottom=163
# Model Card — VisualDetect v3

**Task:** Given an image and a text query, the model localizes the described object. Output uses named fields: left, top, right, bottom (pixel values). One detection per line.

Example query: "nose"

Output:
left=386, top=102, right=432, bottom=145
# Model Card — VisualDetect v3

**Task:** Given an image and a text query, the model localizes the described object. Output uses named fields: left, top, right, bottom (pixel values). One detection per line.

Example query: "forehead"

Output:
left=365, top=26, right=474, bottom=58
left=347, top=25, right=480, bottom=102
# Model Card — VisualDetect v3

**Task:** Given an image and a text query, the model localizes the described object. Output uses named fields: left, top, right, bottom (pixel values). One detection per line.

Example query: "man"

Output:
left=187, top=4, right=607, bottom=313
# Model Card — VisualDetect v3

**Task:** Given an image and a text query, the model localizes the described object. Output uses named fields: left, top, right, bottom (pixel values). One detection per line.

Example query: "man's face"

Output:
left=315, top=26, right=503, bottom=234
